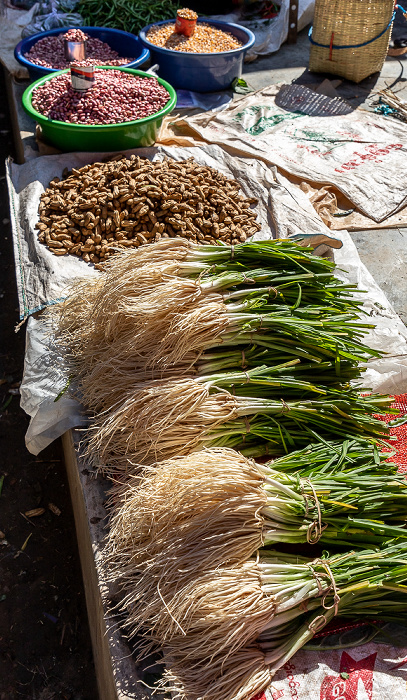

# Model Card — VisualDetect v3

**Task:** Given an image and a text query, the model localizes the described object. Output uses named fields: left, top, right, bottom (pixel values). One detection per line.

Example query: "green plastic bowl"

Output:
left=22, top=66, right=177, bottom=152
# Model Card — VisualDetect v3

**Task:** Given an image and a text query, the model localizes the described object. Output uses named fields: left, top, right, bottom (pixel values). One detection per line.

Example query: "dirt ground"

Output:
left=0, top=66, right=98, bottom=700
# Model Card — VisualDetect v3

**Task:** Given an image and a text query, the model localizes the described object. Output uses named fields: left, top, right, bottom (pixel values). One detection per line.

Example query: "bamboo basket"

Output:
left=309, top=0, right=395, bottom=83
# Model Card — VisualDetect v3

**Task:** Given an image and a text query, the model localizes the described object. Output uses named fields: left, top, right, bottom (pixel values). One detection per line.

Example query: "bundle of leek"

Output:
left=158, top=544, right=407, bottom=700
left=88, top=375, right=393, bottom=468
left=105, top=445, right=407, bottom=645
left=49, top=239, right=380, bottom=416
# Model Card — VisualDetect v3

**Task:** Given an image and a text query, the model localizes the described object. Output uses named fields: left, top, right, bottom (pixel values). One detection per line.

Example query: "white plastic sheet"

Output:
left=0, top=5, right=34, bottom=77
left=20, top=315, right=85, bottom=455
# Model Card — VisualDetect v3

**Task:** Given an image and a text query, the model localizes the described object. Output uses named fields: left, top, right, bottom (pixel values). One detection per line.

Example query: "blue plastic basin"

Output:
left=15, top=26, right=150, bottom=82
left=139, top=19, right=255, bottom=92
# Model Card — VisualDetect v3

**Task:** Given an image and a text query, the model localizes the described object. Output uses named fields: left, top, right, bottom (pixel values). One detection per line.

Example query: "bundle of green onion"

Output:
left=157, top=543, right=407, bottom=700
left=105, top=444, right=407, bottom=651
left=52, top=239, right=379, bottom=404
left=89, top=376, right=393, bottom=469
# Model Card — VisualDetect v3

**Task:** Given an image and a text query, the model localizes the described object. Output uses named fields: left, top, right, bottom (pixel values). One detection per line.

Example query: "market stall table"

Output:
left=3, top=22, right=407, bottom=700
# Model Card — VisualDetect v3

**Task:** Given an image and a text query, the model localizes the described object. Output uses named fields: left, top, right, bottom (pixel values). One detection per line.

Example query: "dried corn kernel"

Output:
left=146, top=22, right=243, bottom=53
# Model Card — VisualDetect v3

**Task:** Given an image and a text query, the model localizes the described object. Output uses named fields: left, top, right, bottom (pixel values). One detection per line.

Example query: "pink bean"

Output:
left=25, top=33, right=132, bottom=70
left=31, top=70, right=170, bottom=125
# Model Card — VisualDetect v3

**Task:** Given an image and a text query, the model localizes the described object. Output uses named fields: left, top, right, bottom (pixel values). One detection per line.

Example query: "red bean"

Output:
left=25, top=32, right=131, bottom=70
left=31, top=70, right=170, bottom=125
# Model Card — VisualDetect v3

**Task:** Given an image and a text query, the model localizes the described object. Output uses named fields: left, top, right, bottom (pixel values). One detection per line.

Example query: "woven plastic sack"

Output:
left=309, top=0, right=394, bottom=83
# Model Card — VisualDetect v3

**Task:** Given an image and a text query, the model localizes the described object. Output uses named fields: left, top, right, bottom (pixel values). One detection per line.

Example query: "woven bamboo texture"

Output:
left=309, top=0, right=394, bottom=83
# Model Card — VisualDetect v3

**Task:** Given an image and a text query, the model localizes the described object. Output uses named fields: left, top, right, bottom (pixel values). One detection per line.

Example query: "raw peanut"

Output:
left=149, top=222, right=160, bottom=237
left=37, top=156, right=261, bottom=263
left=25, top=508, right=45, bottom=517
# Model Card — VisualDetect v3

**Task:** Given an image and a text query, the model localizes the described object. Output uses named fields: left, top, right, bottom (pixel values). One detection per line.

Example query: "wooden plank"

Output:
left=62, top=430, right=119, bottom=700
left=3, top=68, right=40, bottom=163
left=4, top=68, right=26, bottom=164
left=287, top=0, right=299, bottom=45
left=61, top=430, right=151, bottom=700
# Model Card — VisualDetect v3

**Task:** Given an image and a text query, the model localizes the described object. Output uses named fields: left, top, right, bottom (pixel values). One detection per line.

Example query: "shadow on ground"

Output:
left=0, top=65, right=98, bottom=700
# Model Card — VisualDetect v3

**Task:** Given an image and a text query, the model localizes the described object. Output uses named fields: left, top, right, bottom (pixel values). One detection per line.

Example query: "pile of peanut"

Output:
left=35, top=155, right=261, bottom=267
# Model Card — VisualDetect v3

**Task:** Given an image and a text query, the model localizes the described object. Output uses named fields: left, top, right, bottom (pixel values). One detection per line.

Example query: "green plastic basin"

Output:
left=22, top=66, right=177, bottom=152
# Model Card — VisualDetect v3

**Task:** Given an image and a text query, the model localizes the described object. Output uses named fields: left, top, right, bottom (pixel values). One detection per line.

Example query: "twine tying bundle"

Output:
left=307, top=558, right=341, bottom=631
left=300, top=478, right=328, bottom=544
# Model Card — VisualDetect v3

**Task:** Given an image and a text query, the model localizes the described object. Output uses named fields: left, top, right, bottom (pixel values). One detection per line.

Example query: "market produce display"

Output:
left=36, top=156, right=261, bottom=263
left=31, top=71, right=170, bottom=125
left=146, top=20, right=243, bottom=53
left=77, top=0, right=181, bottom=37
left=24, top=28, right=132, bottom=69
left=10, top=1, right=407, bottom=690
left=44, top=233, right=407, bottom=700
